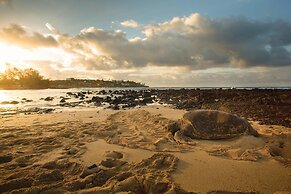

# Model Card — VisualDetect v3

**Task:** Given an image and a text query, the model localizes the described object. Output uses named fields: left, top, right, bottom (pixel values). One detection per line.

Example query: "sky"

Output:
left=0, top=0, right=291, bottom=87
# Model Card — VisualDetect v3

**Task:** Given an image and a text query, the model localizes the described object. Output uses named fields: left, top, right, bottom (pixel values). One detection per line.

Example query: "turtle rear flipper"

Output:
left=248, top=127, right=259, bottom=137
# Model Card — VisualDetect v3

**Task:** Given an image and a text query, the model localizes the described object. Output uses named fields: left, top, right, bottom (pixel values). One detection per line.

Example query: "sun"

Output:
left=0, top=43, right=8, bottom=73
left=0, top=41, right=75, bottom=72
left=0, top=42, right=34, bottom=71
left=0, top=42, right=24, bottom=66
left=0, top=64, right=6, bottom=73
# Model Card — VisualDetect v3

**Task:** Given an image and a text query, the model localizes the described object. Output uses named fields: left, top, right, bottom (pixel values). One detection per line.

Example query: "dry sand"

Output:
left=0, top=105, right=291, bottom=193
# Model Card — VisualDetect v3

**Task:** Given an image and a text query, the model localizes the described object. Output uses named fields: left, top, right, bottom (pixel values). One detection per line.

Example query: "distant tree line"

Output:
left=0, top=66, right=147, bottom=89
left=0, top=66, right=49, bottom=89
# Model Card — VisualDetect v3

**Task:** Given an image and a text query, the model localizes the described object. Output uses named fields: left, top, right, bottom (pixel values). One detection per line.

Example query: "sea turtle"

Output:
left=167, top=110, right=259, bottom=142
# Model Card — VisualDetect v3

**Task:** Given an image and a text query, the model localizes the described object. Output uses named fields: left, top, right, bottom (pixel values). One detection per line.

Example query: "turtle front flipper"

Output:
left=166, top=121, right=197, bottom=145
left=174, top=130, right=197, bottom=145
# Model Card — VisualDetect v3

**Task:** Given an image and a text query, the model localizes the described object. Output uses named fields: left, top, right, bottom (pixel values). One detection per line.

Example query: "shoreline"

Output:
left=1, top=106, right=291, bottom=193
left=1, top=87, right=291, bottom=90
left=0, top=86, right=150, bottom=90
left=1, top=88, right=290, bottom=128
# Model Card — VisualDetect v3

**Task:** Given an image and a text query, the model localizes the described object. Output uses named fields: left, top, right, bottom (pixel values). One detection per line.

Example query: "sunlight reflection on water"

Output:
left=0, top=91, right=10, bottom=101
left=0, top=88, right=149, bottom=114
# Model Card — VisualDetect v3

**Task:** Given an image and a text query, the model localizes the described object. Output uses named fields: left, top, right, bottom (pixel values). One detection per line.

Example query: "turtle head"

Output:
left=166, top=121, right=180, bottom=135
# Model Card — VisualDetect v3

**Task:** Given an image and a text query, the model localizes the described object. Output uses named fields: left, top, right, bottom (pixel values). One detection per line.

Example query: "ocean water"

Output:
left=0, top=87, right=290, bottom=115
left=0, top=88, right=147, bottom=114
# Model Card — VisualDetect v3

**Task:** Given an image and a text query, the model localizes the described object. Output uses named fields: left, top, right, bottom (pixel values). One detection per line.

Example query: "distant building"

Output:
left=66, top=78, right=75, bottom=81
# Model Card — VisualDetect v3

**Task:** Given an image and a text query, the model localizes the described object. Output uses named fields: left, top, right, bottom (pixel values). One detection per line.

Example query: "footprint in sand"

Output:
left=105, top=151, right=124, bottom=159
left=0, top=155, right=13, bottom=164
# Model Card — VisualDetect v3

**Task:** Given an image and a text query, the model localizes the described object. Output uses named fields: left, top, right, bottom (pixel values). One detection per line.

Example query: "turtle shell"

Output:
left=179, top=110, right=255, bottom=140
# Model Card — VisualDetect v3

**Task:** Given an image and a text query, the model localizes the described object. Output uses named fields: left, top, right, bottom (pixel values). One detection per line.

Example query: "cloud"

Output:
left=123, top=66, right=291, bottom=87
left=0, top=13, right=291, bottom=86
left=45, top=23, right=60, bottom=34
left=0, top=24, right=58, bottom=48
left=48, top=13, right=291, bottom=70
left=1, top=13, right=291, bottom=72
left=120, top=19, right=139, bottom=28
left=0, top=0, right=12, bottom=6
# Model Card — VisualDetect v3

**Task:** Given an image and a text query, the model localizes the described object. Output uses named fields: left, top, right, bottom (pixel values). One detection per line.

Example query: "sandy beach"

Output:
left=0, top=105, right=290, bottom=194
left=1, top=0, right=291, bottom=193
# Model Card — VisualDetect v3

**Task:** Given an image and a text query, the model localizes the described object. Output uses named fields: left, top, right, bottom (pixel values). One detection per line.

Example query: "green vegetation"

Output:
left=49, top=78, right=147, bottom=88
left=0, top=66, right=147, bottom=89
left=0, top=66, right=49, bottom=89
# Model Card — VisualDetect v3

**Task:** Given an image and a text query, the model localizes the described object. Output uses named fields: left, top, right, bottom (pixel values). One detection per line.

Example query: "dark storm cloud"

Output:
left=207, top=18, right=291, bottom=67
